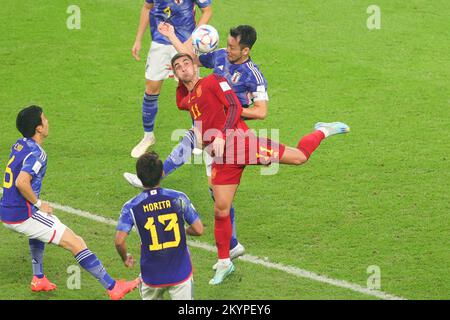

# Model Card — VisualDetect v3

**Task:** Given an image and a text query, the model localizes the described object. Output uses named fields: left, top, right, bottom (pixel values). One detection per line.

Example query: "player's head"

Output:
left=171, top=53, right=197, bottom=83
left=16, top=105, right=49, bottom=139
left=227, top=25, right=257, bottom=64
left=136, top=151, right=164, bottom=189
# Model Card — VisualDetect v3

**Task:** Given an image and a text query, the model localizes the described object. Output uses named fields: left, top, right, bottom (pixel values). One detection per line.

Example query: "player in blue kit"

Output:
left=124, top=25, right=266, bottom=266
left=130, top=0, right=213, bottom=158
left=0, top=106, right=140, bottom=299
left=115, top=152, right=204, bottom=300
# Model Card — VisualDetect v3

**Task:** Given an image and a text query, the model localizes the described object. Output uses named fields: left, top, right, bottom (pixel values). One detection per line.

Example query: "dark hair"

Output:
left=16, top=105, right=43, bottom=138
left=136, top=151, right=163, bottom=188
left=171, top=52, right=194, bottom=69
left=230, top=25, right=257, bottom=49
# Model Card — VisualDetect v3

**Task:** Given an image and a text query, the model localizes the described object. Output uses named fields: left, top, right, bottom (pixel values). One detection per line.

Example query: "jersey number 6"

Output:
left=2, top=156, right=15, bottom=189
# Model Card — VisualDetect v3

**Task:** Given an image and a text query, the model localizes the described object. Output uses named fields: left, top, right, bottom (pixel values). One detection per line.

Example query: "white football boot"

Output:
left=209, top=261, right=235, bottom=285
left=314, top=122, right=350, bottom=138
left=131, top=132, right=156, bottom=158
left=123, top=172, right=144, bottom=189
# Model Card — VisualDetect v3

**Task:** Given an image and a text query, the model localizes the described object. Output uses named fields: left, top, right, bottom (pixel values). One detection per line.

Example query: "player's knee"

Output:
left=294, top=155, right=308, bottom=165
left=61, top=231, right=87, bottom=254
left=214, top=205, right=230, bottom=218
left=292, top=151, right=308, bottom=165
left=75, top=235, right=87, bottom=249
left=145, top=81, right=161, bottom=95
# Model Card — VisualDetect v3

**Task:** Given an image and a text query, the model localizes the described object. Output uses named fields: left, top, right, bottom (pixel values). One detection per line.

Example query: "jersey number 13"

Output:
left=144, top=213, right=181, bottom=251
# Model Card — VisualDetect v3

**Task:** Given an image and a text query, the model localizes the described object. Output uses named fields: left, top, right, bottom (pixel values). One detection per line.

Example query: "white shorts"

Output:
left=139, top=276, right=194, bottom=300
left=3, top=211, right=67, bottom=245
left=145, top=41, right=178, bottom=81
left=204, top=151, right=213, bottom=177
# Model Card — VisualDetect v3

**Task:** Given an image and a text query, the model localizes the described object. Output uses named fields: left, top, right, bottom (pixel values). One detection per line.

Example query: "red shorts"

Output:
left=210, top=130, right=286, bottom=185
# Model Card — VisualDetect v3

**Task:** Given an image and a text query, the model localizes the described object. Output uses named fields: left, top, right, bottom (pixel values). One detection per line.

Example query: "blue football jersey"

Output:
left=146, top=0, right=212, bottom=45
left=199, top=48, right=269, bottom=107
left=0, top=138, right=47, bottom=223
left=117, top=187, right=200, bottom=287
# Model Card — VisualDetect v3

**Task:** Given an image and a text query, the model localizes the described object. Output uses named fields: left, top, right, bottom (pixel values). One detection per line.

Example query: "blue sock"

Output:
left=29, top=239, right=45, bottom=278
left=142, top=93, right=159, bottom=132
left=229, top=206, right=238, bottom=249
left=75, top=249, right=116, bottom=290
left=163, top=130, right=196, bottom=177
left=208, top=187, right=239, bottom=249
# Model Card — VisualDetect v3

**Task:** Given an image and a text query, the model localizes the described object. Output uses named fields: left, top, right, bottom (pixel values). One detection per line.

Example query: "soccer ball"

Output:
left=191, top=25, right=219, bottom=54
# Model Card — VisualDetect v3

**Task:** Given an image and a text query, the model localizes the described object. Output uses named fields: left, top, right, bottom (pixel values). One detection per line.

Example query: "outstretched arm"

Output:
left=158, top=23, right=203, bottom=66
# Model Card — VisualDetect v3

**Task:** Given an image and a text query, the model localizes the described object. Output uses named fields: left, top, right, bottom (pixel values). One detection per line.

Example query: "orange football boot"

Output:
left=107, top=278, right=141, bottom=300
left=31, top=275, right=57, bottom=292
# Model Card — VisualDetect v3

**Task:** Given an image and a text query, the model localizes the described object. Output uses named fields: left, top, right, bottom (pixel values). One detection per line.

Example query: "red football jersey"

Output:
left=176, top=74, right=249, bottom=146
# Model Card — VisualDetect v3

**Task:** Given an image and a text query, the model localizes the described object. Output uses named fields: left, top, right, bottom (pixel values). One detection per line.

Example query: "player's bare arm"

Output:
left=186, top=219, right=204, bottom=236
left=15, top=171, right=53, bottom=214
left=158, top=23, right=202, bottom=66
left=240, top=100, right=268, bottom=120
left=132, top=2, right=154, bottom=61
left=114, top=231, right=135, bottom=267
left=196, top=5, right=213, bottom=27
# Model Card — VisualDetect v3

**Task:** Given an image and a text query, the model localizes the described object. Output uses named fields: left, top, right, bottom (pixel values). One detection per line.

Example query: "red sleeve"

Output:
left=210, top=75, right=243, bottom=135
left=176, top=82, right=189, bottom=111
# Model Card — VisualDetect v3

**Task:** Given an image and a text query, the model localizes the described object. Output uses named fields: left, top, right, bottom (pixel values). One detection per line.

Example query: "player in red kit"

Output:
left=171, top=53, right=350, bottom=285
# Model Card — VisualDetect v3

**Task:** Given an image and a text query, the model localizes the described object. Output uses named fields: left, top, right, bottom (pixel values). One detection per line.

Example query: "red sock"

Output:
left=214, top=215, right=232, bottom=259
left=297, top=130, right=325, bottom=159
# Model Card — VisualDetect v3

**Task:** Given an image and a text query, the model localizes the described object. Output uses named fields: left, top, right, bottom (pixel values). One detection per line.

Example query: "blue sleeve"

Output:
left=21, top=153, right=43, bottom=178
left=116, top=204, right=135, bottom=233
left=174, top=193, right=200, bottom=225
left=146, top=0, right=154, bottom=4
left=199, top=50, right=217, bottom=69
left=195, top=0, right=212, bottom=9
left=245, top=68, right=268, bottom=93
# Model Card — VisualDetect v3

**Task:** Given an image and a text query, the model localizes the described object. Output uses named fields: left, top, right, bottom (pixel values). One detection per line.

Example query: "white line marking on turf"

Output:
left=0, top=190, right=406, bottom=300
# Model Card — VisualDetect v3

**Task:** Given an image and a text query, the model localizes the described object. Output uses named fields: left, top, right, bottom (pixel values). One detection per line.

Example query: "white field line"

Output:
left=0, top=190, right=406, bottom=300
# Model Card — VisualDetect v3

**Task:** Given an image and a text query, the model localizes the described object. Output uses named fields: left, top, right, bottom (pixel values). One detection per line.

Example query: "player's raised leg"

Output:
left=126, top=129, right=197, bottom=187
left=58, top=227, right=140, bottom=300
left=280, top=122, right=350, bottom=165
left=131, top=80, right=162, bottom=158
left=209, top=183, right=239, bottom=285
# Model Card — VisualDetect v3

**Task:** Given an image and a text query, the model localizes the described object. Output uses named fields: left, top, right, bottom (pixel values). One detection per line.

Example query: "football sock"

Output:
left=229, top=206, right=238, bottom=249
left=209, top=187, right=238, bottom=249
left=297, top=130, right=325, bottom=159
left=29, top=239, right=45, bottom=278
left=142, top=93, right=159, bottom=133
left=163, top=130, right=196, bottom=177
left=75, top=248, right=116, bottom=290
left=214, top=215, right=232, bottom=259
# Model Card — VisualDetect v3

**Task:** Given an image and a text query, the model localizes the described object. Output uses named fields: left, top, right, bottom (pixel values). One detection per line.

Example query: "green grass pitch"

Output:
left=0, top=0, right=449, bottom=299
